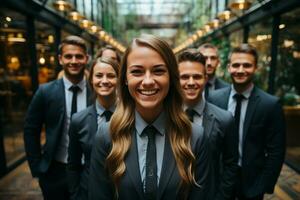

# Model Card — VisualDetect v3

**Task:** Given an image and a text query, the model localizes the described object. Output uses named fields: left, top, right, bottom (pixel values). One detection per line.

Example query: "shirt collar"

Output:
left=135, top=110, right=166, bottom=136
left=184, top=98, right=206, bottom=116
left=230, top=83, right=254, bottom=99
left=95, top=100, right=116, bottom=115
left=63, top=75, right=86, bottom=91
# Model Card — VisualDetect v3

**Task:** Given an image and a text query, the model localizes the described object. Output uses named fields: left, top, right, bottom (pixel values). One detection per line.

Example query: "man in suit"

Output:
left=178, top=49, right=239, bottom=200
left=24, top=35, right=92, bottom=199
left=208, top=44, right=286, bottom=200
left=199, top=43, right=229, bottom=97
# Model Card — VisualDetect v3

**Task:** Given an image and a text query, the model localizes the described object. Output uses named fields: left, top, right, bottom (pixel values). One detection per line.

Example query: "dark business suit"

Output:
left=214, top=78, right=230, bottom=90
left=89, top=122, right=209, bottom=200
left=67, top=104, right=98, bottom=200
left=23, top=78, right=92, bottom=199
left=202, top=102, right=239, bottom=200
left=208, top=86, right=286, bottom=198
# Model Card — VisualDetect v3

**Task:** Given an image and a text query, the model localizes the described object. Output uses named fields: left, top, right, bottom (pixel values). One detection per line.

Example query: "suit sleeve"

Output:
left=67, top=116, right=83, bottom=199
left=215, top=114, right=239, bottom=200
left=260, top=100, right=286, bottom=193
left=88, top=127, right=115, bottom=200
left=190, top=126, right=209, bottom=200
left=23, top=86, right=45, bottom=177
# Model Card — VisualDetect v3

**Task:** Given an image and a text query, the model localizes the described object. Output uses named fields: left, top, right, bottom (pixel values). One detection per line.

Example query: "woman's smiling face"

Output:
left=126, top=45, right=170, bottom=119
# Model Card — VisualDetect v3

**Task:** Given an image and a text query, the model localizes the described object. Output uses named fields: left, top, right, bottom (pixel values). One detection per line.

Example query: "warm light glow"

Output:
left=80, top=19, right=93, bottom=29
left=50, top=56, right=55, bottom=63
left=283, top=40, right=294, bottom=48
left=230, top=0, right=251, bottom=11
left=53, top=0, right=73, bottom=12
left=48, top=35, right=54, bottom=43
left=69, top=11, right=83, bottom=21
left=90, top=25, right=99, bottom=33
left=279, top=24, right=285, bottom=29
left=39, top=57, right=46, bottom=65
left=5, top=17, right=11, bottom=22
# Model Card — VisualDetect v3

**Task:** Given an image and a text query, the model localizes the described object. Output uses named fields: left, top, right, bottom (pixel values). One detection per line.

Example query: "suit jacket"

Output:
left=23, top=78, right=92, bottom=178
left=67, top=104, right=98, bottom=200
left=88, top=122, right=209, bottom=200
left=203, top=102, right=239, bottom=200
left=214, top=77, right=230, bottom=90
left=208, top=86, right=286, bottom=198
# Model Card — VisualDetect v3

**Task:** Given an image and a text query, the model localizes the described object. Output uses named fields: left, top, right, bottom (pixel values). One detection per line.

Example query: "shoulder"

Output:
left=254, top=87, right=279, bottom=103
left=205, top=102, right=232, bottom=119
left=216, top=78, right=230, bottom=88
left=35, top=79, right=62, bottom=97
left=208, top=87, right=230, bottom=103
left=71, top=105, right=94, bottom=123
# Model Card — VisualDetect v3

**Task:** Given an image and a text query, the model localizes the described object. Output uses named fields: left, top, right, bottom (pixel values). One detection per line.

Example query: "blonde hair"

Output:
left=106, top=34, right=197, bottom=194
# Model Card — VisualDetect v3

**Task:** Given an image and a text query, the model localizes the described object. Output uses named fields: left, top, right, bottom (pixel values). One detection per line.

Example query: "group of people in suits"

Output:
left=23, top=34, right=285, bottom=200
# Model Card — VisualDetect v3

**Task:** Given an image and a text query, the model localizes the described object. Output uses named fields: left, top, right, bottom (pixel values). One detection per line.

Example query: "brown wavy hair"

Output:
left=106, top=34, right=197, bottom=192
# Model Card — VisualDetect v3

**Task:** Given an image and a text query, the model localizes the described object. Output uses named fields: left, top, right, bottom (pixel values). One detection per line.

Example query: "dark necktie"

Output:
left=70, top=85, right=80, bottom=116
left=186, top=108, right=196, bottom=122
left=204, top=82, right=211, bottom=99
left=102, top=110, right=113, bottom=122
left=143, top=125, right=157, bottom=200
left=233, top=93, right=245, bottom=133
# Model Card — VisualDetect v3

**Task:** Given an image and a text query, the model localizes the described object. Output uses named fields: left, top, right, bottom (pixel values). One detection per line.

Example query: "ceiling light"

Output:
left=218, top=10, right=232, bottom=21
left=69, top=11, right=83, bottom=21
left=53, top=0, right=73, bottom=12
left=79, top=19, right=93, bottom=29
left=229, top=0, right=252, bottom=10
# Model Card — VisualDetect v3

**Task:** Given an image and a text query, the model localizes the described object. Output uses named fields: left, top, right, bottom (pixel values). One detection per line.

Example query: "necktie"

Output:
left=204, top=82, right=211, bottom=99
left=233, top=93, right=245, bottom=133
left=143, top=125, right=157, bottom=200
left=102, top=110, right=113, bottom=122
left=186, top=108, right=196, bottom=122
left=70, top=85, right=80, bottom=116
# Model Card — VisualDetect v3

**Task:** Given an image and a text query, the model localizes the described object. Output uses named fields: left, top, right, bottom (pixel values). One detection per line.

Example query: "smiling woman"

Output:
left=89, top=34, right=209, bottom=200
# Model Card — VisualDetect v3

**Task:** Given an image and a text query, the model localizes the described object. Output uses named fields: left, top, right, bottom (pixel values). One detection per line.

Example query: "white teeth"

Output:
left=140, top=90, right=157, bottom=95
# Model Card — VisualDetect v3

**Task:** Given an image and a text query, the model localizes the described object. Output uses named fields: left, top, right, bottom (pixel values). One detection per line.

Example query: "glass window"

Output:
left=248, top=19, right=272, bottom=91
left=35, top=21, right=57, bottom=84
left=0, top=8, right=29, bottom=167
left=276, top=7, right=300, bottom=171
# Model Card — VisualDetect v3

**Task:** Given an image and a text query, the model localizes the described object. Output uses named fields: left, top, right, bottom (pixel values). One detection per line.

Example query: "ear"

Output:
left=58, top=54, right=63, bottom=65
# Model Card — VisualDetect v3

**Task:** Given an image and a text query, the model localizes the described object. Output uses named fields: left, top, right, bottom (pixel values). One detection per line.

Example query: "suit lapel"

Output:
left=125, top=131, right=145, bottom=199
left=88, top=104, right=98, bottom=135
left=57, top=79, right=66, bottom=129
left=157, top=135, right=177, bottom=200
left=220, top=87, right=231, bottom=109
left=86, top=83, right=93, bottom=105
left=203, top=103, right=215, bottom=138
left=243, top=87, right=260, bottom=141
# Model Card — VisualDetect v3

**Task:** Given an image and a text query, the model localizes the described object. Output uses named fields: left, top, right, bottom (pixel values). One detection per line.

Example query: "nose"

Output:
left=142, top=71, right=155, bottom=86
left=237, top=65, right=244, bottom=73
left=187, top=77, right=194, bottom=85
left=102, top=75, right=109, bottom=83
left=206, top=57, right=212, bottom=66
left=71, top=56, right=77, bottom=63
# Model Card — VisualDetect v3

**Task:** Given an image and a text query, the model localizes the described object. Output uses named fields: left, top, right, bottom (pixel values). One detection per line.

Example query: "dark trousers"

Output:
left=38, top=160, right=70, bottom=200
left=230, top=167, right=264, bottom=200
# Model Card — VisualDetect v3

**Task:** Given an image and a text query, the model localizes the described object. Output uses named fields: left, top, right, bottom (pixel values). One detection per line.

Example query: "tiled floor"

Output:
left=0, top=162, right=299, bottom=200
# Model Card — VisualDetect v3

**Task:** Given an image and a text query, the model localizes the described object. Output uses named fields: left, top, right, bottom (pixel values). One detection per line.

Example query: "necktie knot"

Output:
left=70, top=85, right=80, bottom=93
left=102, top=110, right=113, bottom=122
left=186, top=108, right=196, bottom=122
left=233, top=93, right=245, bottom=102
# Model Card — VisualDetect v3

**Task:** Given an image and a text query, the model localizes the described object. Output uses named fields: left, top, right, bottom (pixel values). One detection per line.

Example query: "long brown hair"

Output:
left=106, top=34, right=197, bottom=191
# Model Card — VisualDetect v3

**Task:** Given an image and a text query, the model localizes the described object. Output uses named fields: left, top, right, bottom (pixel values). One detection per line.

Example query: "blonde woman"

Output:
left=68, top=57, right=119, bottom=200
left=89, top=35, right=208, bottom=200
